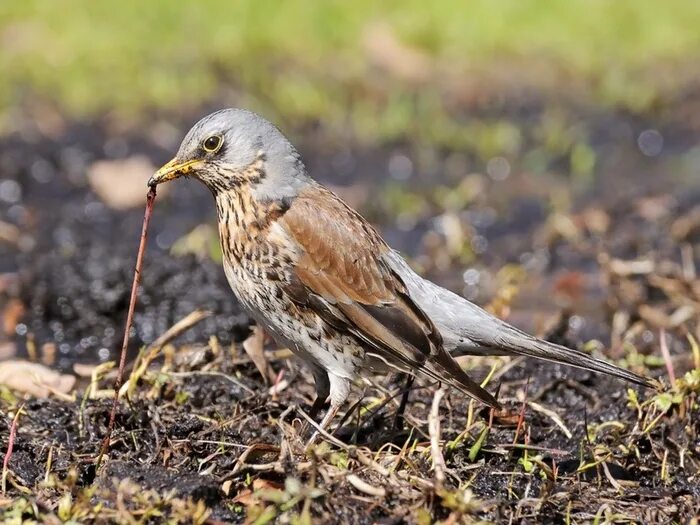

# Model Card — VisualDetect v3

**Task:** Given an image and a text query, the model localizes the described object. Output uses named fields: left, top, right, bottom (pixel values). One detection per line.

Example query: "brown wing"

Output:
left=279, top=184, right=499, bottom=408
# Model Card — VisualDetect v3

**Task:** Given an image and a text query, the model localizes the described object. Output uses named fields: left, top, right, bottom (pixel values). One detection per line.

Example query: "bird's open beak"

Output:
left=148, top=158, right=202, bottom=187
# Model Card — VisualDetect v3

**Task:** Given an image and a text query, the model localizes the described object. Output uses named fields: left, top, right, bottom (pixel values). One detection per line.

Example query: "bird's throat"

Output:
left=214, top=188, right=289, bottom=264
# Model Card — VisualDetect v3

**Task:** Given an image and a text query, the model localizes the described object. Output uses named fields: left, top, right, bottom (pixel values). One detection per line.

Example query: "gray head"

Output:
left=149, top=108, right=310, bottom=199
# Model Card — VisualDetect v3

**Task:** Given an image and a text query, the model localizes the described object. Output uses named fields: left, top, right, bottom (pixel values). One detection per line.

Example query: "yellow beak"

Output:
left=148, top=158, right=201, bottom=187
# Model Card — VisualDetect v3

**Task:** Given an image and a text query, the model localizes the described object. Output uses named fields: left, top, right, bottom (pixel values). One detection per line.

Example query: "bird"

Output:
left=148, top=108, right=652, bottom=437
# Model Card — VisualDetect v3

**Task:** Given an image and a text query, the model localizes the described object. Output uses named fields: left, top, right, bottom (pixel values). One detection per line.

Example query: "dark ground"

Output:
left=0, top=99, right=699, bottom=523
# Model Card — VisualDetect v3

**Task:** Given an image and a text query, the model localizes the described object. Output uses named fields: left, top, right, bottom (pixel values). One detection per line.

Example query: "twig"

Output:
left=231, top=443, right=282, bottom=474
left=150, top=309, right=212, bottom=351
left=167, top=371, right=254, bottom=394
left=681, top=243, right=696, bottom=281
left=429, top=387, right=447, bottom=489
left=269, top=368, right=287, bottom=398
left=527, top=401, right=572, bottom=439
left=512, top=378, right=530, bottom=450
left=2, top=403, right=24, bottom=494
left=347, top=474, right=386, bottom=497
left=296, top=407, right=349, bottom=450
left=688, top=333, right=700, bottom=371
left=97, top=187, right=157, bottom=469
left=122, top=309, right=212, bottom=397
left=499, top=443, right=571, bottom=456
left=659, top=328, right=676, bottom=387
left=191, top=439, right=248, bottom=449
left=351, top=381, right=432, bottom=439
left=601, top=460, right=624, bottom=492
left=295, top=407, right=394, bottom=482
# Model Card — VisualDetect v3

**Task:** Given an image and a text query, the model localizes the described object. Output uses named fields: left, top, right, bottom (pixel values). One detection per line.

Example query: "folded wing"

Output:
left=279, top=184, right=500, bottom=408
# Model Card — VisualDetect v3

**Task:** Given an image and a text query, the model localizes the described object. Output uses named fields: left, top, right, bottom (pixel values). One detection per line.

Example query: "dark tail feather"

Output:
left=429, top=349, right=501, bottom=408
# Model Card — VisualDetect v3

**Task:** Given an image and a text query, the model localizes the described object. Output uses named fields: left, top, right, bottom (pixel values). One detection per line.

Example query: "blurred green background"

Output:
left=3, top=0, right=700, bottom=284
left=2, top=0, right=700, bottom=141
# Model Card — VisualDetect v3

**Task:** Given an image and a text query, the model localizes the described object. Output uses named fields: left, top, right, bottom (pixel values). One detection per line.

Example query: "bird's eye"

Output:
left=203, top=135, right=223, bottom=153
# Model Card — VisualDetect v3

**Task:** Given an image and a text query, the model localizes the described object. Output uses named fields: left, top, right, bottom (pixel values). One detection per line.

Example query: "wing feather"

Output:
left=279, top=185, right=499, bottom=408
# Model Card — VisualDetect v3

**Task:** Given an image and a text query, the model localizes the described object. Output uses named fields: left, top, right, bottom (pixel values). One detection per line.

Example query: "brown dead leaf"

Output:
left=638, top=305, right=672, bottom=328
left=232, top=488, right=255, bottom=506
left=0, top=221, right=21, bottom=245
left=671, top=205, right=700, bottom=240
left=233, top=478, right=284, bottom=506
left=580, top=207, right=610, bottom=234
left=635, top=195, right=674, bottom=221
left=221, top=479, right=233, bottom=496
left=88, top=155, right=168, bottom=209
left=0, top=360, right=75, bottom=397
left=242, top=326, right=276, bottom=384
left=2, top=298, right=24, bottom=336
left=0, top=342, right=16, bottom=360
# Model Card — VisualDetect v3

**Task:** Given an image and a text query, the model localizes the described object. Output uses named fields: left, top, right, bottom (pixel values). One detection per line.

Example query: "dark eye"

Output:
left=203, top=135, right=223, bottom=153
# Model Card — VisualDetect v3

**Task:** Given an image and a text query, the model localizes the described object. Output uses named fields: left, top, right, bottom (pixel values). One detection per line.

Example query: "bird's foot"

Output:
left=305, top=404, right=339, bottom=447
left=298, top=394, right=329, bottom=438
left=392, top=374, right=415, bottom=430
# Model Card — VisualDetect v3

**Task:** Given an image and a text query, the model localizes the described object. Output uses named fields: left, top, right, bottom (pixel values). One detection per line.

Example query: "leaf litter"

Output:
left=0, top=112, right=699, bottom=523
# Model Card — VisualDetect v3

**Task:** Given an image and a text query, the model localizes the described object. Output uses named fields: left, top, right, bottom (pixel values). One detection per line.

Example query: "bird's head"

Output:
left=148, top=108, right=309, bottom=198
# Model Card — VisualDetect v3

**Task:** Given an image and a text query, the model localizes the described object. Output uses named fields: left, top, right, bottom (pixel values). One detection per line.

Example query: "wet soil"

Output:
left=0, top=102, right=699, bottom=522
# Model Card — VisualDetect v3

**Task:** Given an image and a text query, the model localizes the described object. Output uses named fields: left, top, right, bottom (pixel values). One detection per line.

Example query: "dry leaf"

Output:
left=0, top=342, right=16, bottom=360
left=233, top=479, right=284, bottom=506
left=88, top=155, right=168, bottom=209
left=73, top=362, right=101, bottom=377
left=0, top=221, right=21, bottom=245
left=0, top=360, right=76, bottom=397
left=242, top=326, right=276, bottom=384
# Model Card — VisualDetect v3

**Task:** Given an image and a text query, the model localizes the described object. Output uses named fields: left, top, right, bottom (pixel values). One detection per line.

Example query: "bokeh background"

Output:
left=1, top=2, right=700, bottom=522
left=2, top=0, right=699, bottom=368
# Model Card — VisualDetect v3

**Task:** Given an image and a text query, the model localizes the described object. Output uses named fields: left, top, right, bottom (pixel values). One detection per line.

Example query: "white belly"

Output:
left=222, top=261, right=361, bottom=379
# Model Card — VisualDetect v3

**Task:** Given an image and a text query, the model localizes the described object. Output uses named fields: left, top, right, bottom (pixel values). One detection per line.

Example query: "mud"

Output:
left=0, top=103, right=699, bottom=522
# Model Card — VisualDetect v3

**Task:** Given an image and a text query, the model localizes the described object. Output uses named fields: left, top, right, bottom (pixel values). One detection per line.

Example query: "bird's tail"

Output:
left=428, top=348, right=502, bottom=408
left=386, top=250, right=654, bottom=389
left=453, top=312, right=653, bottom=388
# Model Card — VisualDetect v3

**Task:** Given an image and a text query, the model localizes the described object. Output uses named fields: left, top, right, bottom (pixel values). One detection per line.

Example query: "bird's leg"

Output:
left=306, top=373, right=349, bottom=446
left=299, top=367, right=330, bottom=438
left=308, top=395, right=329, bottom=421
left=308, top=369, right=330, bottom=420
left=306, top=403, right=340, bottom=447
left=393, top=374, right=415, bottom=430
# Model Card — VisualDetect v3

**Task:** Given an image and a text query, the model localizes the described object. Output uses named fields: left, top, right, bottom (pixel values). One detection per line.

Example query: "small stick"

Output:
left=97, top=187, right=157, bottom=469
left=659, top=328, right=676, bottom=388
left=512, top=378, right=530, bottom=451
left=2, top=403, right=24, bottom=494
left=428, top=387, right=446, bottom=489
left=148, top=308, right=212, bottom=352
left=121, top=309, right=212, bottom=398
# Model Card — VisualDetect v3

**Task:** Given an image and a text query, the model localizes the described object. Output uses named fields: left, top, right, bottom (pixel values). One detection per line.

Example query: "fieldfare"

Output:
left=149, top=109, right=651, bottom=436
